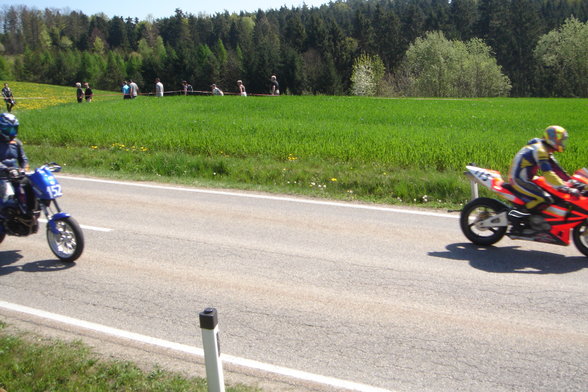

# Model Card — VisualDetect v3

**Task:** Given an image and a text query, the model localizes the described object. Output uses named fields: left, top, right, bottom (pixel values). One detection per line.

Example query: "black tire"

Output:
left=0, top=231, right=4, bottom=244
left=572, top=221, right=588, bottom=257
left=460, top=198, right=508, bottom=246
left=46, top=216, right=84, bottom=262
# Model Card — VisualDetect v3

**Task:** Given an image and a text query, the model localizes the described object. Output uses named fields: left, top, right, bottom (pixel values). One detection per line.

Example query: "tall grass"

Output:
left=14, top=94, right=588, bottom=207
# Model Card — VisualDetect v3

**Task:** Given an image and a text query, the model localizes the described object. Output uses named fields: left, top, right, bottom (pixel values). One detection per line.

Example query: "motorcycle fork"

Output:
left=41, top=199, right=61, bottom=221
left=41, top=199, right=71, bottom=235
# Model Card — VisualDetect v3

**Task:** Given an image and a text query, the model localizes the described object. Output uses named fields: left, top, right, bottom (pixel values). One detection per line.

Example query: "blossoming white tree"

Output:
left=350, top=54, right=385, bottom=96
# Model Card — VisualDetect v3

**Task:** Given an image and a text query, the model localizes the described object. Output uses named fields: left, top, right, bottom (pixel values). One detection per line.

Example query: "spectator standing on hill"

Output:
left=270, top=75, right=280, bottom=95
left=237, top=80, right=247, bottom=96
left=155, top=78, right=164, bottom=97
left=129, top=80, right=139, bottom=99
left=2, top=84, right=15, bottom=112
left=84, top=82, right=93, bottom=102
left=76, top=82, right=84, bottom=103
left=211, top=84, right=224, bottom=96
left=122, top=81, right=131, bottom=99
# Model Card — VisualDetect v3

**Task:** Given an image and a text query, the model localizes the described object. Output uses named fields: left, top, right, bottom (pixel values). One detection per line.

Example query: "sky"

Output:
left=2, top=0, right=331, bottom=19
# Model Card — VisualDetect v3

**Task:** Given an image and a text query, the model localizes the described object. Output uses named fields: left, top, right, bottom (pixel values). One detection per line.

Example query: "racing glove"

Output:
left=558, top=186, right=580, bottom=197
left=568, top=179, right=586, bottom=190
left=7, top=168, right=20, bottom=179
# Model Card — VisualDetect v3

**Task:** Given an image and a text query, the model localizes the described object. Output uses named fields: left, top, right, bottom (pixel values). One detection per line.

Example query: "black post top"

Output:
left=199, top=307, right=218, bottom=330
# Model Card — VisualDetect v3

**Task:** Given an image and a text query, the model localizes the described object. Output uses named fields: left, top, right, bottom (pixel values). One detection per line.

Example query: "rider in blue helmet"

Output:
left=0, top=113, right=29, bottom=201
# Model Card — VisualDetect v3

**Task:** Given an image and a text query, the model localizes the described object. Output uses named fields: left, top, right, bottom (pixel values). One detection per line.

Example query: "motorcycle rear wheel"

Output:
left=46, top=217, right=84, bottom=262
left=572, top=221, right=588, bottom=257
left=460, top=198, right=508, bottom=246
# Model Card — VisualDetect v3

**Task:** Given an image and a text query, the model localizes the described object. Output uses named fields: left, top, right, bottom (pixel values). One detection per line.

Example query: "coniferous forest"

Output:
left=0, top=0, right=587, bottom=97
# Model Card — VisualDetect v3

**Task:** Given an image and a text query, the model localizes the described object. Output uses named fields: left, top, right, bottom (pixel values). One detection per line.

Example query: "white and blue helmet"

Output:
left=0, top=113, right=18, bottom=141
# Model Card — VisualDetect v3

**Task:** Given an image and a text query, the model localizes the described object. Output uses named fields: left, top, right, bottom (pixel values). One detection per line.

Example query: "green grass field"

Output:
left=10, top=84, right=588, bottom=208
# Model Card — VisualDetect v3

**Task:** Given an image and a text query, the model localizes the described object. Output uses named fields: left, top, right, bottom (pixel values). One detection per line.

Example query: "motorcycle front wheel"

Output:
left=460, top=198, right=508, bottom=246
left=47, top=217, right=84, bottom=262
left=572, top=221, right=588, bottom=257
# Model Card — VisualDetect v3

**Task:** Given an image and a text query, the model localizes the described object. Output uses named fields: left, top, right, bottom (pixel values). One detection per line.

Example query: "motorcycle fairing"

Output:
left=465, top=165, right=525, bottom=204
left=574, top=168, right=588, bottom=181
left=29, top=166, right=62, bottom=200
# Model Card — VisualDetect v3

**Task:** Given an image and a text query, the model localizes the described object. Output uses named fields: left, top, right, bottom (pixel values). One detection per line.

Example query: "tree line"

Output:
left=0, top=0, right=587, bottom=97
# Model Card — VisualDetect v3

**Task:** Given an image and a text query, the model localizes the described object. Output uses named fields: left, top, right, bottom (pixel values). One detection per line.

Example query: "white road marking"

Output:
left=60, top=175, right=459, bottom=219
left=38, top=218, right=112, bottom=232
left=0, top=300, right=394, bottom=392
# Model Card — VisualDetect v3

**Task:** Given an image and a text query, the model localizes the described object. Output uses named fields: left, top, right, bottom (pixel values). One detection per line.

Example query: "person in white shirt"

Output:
left=129, top=79, right=139, bottom=98
left=211, top=84, right=224, bottom=96
left=155, top=78, right=164, bottom=97
left=237, top=80, right=247, bottom=96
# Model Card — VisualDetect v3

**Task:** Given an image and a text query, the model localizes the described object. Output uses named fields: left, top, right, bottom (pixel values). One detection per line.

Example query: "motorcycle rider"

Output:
left=0, top=113, right=29, bottom=202
left=507, top=125, right=579, bottom=232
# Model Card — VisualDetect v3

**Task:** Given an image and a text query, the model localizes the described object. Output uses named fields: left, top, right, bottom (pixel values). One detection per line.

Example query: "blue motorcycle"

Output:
left=0, top=163, right=84, bottom=262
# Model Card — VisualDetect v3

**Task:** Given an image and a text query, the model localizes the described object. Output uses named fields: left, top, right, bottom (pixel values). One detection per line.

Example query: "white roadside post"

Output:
left=470, top=178, right=479, bottom=200
left=199, top=307, right=225, bottom=392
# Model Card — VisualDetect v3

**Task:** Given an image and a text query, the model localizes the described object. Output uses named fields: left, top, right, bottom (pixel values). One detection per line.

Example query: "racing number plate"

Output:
left=46, top=184, right=62, bottom=198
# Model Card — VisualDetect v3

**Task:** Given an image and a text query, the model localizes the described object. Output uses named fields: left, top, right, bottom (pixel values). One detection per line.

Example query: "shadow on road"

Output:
left=0, top=250, right=75, bottom=276
left=429, top=242, right=588, bottom=274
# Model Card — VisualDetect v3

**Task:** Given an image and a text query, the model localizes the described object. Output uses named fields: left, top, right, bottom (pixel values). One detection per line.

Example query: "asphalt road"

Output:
left=1, top=175, right=587, bottom=392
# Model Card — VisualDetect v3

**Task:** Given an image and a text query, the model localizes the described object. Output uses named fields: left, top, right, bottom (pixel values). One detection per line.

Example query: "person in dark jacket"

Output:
left=2, top=83, right=15, bottom=112
left=76, top=82, right=84, bottom=103
left=0, top=113, right=29, bottom=201
left=84, top=82, right=93, bottom=102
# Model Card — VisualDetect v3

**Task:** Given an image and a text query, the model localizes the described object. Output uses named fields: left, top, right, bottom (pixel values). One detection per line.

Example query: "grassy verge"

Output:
left=0, top=321, right=259, bottom=392
left=14, top=94, right=587, bottom=210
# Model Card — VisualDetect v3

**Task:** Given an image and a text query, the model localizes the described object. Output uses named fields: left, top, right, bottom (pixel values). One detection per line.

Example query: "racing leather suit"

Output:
left=508, top=138, right=569, bottom=210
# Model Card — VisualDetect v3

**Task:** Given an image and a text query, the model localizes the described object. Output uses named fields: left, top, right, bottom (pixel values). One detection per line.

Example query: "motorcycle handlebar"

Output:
left=44, top=162, right=62, bottom=173
left=0, top=168, right=25, bottom=180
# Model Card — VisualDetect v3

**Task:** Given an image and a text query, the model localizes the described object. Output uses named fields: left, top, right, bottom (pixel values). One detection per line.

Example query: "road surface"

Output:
left=1, top=175, right=587, bottom=391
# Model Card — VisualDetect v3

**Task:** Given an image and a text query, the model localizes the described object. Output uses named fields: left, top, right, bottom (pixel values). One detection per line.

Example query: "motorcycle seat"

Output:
left=501, top=183, right=516, bottom=193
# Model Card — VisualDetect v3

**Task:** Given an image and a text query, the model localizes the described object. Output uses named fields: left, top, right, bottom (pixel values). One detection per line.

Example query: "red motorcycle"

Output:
left=460, top=165, right=588, bottom=257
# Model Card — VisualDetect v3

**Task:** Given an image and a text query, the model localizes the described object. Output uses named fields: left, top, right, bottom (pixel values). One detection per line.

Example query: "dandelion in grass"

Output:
left=288, top=154, right=298, bottom=161
left=330, top=178, right=337, bottom=182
